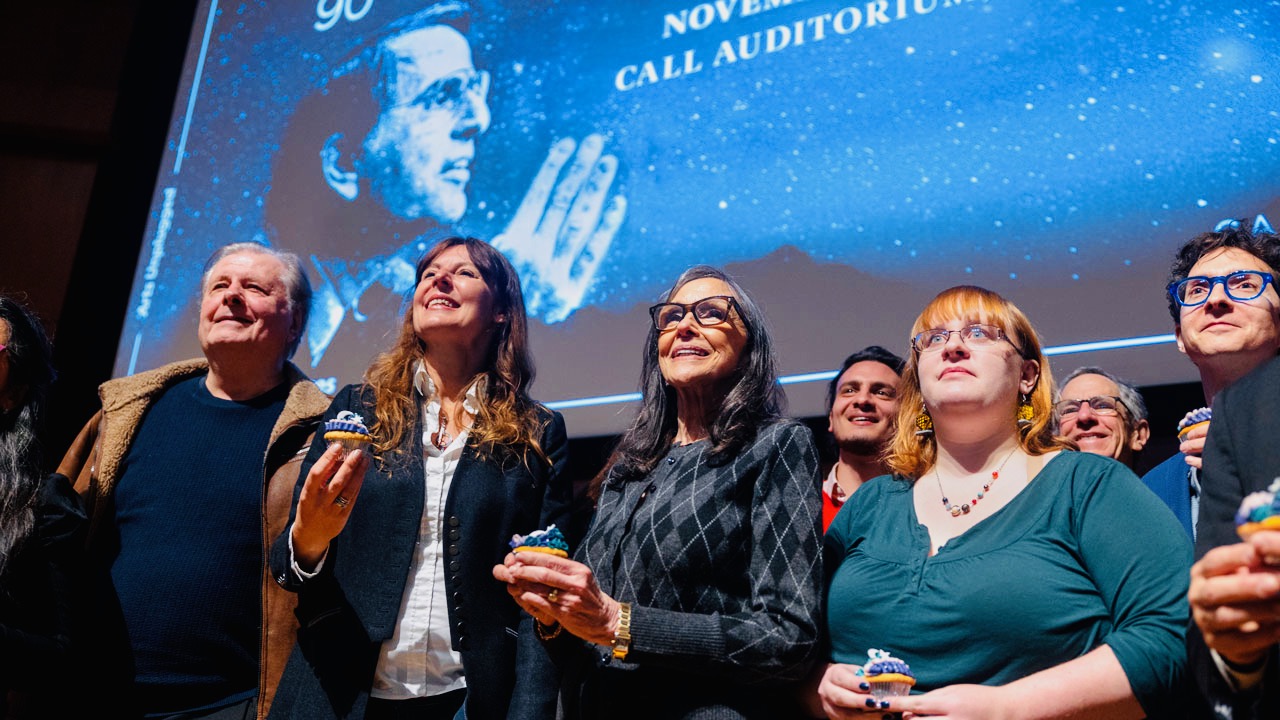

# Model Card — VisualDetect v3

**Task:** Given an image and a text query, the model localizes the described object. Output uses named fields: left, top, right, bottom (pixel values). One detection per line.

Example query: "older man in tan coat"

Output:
left=58, top=243, right=330, bottom=720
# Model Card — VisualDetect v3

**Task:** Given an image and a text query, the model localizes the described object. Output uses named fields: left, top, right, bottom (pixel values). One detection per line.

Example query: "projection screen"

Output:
left=115, top=0, right=1280, bottom=436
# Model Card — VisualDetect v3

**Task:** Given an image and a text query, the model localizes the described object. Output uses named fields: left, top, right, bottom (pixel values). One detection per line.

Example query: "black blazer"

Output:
left=267, top=384, right=576, bottom=720
left=1190, top=355, right=1280, bottom=719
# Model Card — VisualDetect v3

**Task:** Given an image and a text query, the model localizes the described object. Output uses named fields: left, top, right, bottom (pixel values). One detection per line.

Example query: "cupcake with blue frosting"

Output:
left=863, top=648, right=916, bottom=700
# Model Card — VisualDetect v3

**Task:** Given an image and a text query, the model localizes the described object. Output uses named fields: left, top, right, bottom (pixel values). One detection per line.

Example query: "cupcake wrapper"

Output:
left=868, top=681, right=914, bottom=700
left=513, top=545, right=569, bottom=557
left=1237, top=516, right=1280, bottom=540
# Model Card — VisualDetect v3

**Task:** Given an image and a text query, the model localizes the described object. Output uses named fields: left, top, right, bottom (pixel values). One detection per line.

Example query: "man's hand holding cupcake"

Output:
left=1190, top=478, right=1280, bottom=677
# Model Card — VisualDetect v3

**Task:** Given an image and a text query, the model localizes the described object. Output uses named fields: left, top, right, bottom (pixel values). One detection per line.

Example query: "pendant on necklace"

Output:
left=936, top=446, right=1017, bottom=518
left=940, top=479, right=992, bottom=517
left=433, top=411, right=451, bottom=450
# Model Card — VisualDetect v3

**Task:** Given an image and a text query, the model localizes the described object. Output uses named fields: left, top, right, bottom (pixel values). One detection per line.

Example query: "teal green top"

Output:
left=825, top=452, right=1190, bottom=718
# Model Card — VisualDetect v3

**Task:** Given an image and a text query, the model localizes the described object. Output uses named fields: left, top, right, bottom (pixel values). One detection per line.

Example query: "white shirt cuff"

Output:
left=288, top=527, right=328, bottom=579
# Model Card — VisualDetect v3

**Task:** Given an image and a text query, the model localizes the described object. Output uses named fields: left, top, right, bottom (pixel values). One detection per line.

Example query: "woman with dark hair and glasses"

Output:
left=808, top=286, right=1189, bottom=720
left=268, top=237, right=576, bottom=720
left=495, top=266, right=823, bottom=719
left=0, top=294, right=86, bottom=718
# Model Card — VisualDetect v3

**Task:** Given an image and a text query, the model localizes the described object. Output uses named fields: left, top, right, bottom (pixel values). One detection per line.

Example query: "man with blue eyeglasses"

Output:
left=1142, top=216, right=1280, bottom=539
left=1157, top=216, right=1280, bottom=720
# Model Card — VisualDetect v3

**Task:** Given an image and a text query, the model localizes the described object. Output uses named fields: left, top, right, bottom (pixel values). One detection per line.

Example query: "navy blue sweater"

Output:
left=110, top=376, right=286, bottom=715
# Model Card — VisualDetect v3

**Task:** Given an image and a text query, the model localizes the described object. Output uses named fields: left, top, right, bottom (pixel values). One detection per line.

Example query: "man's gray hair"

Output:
left=1057, top=366, right=1149, bottom=428
left=201, top=242, right=312, bottom=359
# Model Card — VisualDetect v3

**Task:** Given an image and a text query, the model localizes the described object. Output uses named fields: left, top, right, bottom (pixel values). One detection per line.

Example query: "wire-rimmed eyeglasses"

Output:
left=1167, top=271, right=1275, bottom=308
left=910, top=324, right=1021, bottom=354
left=649, top=296, right=740, bottom=331
left=1055, top=395, right=1125, bottom=418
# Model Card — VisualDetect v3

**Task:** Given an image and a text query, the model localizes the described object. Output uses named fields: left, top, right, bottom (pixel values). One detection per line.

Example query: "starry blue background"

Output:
left=116, top=0, right=1280, bottom=400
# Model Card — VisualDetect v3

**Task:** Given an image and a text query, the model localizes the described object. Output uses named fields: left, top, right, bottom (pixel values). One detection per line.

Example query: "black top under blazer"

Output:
left=267, top=384, right=576, bottom=720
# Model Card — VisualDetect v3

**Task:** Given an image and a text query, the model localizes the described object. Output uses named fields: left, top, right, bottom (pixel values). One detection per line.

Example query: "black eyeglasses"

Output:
left=649, top=296, right=740, bottom=331
left=910, top=324, right=1021, bottom=354
left=1055, top=395, right=1125, bottom=418
left=1167, top=271, right=1275, bottom=308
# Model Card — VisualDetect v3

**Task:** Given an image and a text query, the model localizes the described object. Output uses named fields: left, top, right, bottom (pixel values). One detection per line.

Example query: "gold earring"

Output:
left=915, top=407, right=934, bottom=436
left=1017, top=394, right=1034, bottom=427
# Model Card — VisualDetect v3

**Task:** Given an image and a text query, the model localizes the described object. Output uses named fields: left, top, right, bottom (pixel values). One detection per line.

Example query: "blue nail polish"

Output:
left=859, top=682, right=870, bottom=691
left=865, top=698, right=877, bottom=708
left=879, top=700, right=891, bottom=709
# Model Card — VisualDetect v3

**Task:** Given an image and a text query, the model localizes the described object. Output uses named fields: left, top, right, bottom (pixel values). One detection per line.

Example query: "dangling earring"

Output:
left=915, top=406, right=934, bottom=436
left=1017, top=394, right=1034, bottom=427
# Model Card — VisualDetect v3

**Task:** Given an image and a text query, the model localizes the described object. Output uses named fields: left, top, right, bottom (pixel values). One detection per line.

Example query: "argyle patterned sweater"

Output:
left=567, top=420, right=823, bottom=719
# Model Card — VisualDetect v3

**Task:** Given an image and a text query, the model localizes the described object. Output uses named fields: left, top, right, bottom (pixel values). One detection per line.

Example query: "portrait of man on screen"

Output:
left=266, top=1, right=626, bottom=377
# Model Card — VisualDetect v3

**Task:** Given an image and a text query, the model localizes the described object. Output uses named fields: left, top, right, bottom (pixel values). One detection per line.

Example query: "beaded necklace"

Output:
left=935, top=444, right=1020, bottom=518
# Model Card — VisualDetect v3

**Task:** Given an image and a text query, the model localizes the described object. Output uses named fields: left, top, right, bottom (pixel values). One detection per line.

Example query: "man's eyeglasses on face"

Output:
left=1167, top=270, right=1275, bottom=308
left=910, top=324, right=1020, bottom=354
left=406, top=69, right=490, bottom=114
left=1055, top=395, right=1125, bottom=418
left=649, top=296, right=740, bottom=331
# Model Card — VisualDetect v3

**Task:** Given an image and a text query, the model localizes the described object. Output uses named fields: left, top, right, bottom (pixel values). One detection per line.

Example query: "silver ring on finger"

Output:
left=334, top=496, right=350, bottom=508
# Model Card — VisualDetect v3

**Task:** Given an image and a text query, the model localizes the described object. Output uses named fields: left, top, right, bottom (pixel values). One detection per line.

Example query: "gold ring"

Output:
left=334, top=496, right=350, bottom=508
left=547, top=588, right=560, bottom=604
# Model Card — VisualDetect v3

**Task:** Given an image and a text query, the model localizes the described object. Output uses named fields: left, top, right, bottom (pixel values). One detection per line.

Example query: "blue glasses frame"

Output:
left=1167, top=271, right=1276, bottom=308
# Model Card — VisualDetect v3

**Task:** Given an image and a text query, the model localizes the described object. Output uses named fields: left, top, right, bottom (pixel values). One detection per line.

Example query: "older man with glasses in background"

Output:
left=1053, top=366, right=1151, bottom=472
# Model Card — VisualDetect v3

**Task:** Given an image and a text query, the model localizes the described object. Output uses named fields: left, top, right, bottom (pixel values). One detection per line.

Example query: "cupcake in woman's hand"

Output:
left=324, top=411, right=372, bottom=452
left=862, top=648, right=916, bottom=700
left=509, top=525, right=570, bottom=558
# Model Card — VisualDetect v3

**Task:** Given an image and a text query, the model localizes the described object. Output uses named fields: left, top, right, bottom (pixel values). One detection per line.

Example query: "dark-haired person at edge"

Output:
left=269, top=237, right=575, bottom=720
left=808, top=286, right=1190, bottom=719
left=494, top=266, right=823, bottom=719
left=1188, top=352, right=1280, bottom=719
left=0, top=296, right=86, bottom=719
left=822, top=345, right=904, bottom=531
left=57, top=243, right=329, bottom=720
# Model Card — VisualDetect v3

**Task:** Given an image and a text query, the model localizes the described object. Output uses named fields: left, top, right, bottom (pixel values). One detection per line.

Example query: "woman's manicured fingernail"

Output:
left=879, top=700, right=891, bottom=709
left=865, top=698, right=877, bottom=708
left=859, top=682, right=870, bottom=691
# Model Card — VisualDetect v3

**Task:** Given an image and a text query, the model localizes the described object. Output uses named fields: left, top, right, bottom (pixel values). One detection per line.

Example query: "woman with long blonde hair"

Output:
left=809, top=286, right=1190, bottom=720
left=269, top=237, right=576, bottom=720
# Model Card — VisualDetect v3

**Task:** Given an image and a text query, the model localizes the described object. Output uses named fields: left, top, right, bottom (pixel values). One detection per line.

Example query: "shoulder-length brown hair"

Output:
left=887, top=285, right=1068, bottom=480
left=364, top=236, right=545, bottom=463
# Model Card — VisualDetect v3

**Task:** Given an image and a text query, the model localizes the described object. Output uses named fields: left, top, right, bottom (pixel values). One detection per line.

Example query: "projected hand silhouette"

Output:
left=495, top=133, right=628, bottom=322
left=304, top=134, right=626, bottom=367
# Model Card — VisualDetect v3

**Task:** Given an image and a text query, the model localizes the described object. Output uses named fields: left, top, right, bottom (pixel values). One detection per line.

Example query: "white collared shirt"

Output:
left=370, top=364, right=481, bottom=699
left=823, top=464, right=848, bottom=506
